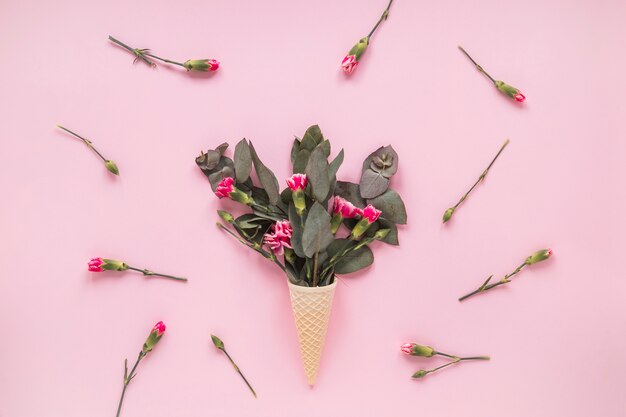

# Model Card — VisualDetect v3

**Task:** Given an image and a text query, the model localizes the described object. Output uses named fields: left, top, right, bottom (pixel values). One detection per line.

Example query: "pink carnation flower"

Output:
left=286, top=173, right=307, bottom=191
left=400, top=343, right=415, bottom=355
left=514, top=92, right=526, bottom=102
left=361, top=204, right=382, bottom=223
left=263, top=220, right=293, bottom=256
left=341, top=55, right=358, bottom=74
left=208, top=59, right=220, bottom=71
left=215, top=177, right=235, bottom=198
left=152, top=321, right=166, bottom=336
left=333, top=196, right=361, bottom=218
left=88, top=257, right=104, bottom=272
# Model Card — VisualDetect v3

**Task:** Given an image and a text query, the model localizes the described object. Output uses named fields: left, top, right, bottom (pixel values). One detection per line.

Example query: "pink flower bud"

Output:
left=361, top=205, right=382, bottom=223
left=400, top=343, right=414, bottom=355
left=208, top=59, right=220, bottom=71
left=341, top=55, right=358, bottom=74
left=514, top=92, right=526, bottom=102
left=286, top=173, right=307, bottom=191
left=333, top=196, right=361, bottom=218
left=215, top=177, right=235, bottom=198
left=88, top=257, right=104, bottom=272
left=152, top=321, right=166, bottom=336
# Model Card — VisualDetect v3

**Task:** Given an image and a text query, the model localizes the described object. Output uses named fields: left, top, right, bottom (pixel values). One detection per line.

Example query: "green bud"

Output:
left=230, top=188, right=255, bottom=206
left=101, top=259, right=128, bottom=271
left=525, top=249, right=553, bottom=265
left=374, top=228, right=390, bottom=239
left=411, top=344, right=435, bottom=357
left=211, top=334, right=225, bottom=350
left=330, top=213, right=342, bottom=234
left=442, top=207, right=455, bottom=223
left=184, top=59, right=210, bottom=72
left=348, top=37, right=369, bottom=61
left=350, top=217, right=372, bottom=240
left=495, top=80, right=525, bottom=102
left=292, top=189, right=306, bottom=216
left=412, top=370, right=428, bottom=379
left=217, top=210, right=235, bottom=224
left=105, top=160, right=119, bottom=175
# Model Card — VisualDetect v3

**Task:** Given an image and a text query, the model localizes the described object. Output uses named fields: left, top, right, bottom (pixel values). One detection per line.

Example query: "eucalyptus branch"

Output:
left=443, top=139, right=509, bottom=223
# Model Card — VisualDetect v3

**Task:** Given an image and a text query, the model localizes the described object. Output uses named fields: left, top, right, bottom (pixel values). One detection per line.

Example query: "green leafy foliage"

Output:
left=233, top=139, right=252, bottom=182
left=249, top=142, right=280, bottom=204
left=302, top=202, right=334, bottom=257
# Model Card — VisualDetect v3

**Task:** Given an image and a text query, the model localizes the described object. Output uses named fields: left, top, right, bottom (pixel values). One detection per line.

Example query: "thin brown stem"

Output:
left=458, top=45, right=497, bottom=84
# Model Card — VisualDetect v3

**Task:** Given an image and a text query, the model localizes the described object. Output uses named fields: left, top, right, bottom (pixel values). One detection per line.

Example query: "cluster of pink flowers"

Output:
left=215, top=177, right=235, bottom=198
left=88, top=257, right=104, bottom=272
left=263, top=220, right=293, bottom=256
left=286, top=173, right=307, bottom=191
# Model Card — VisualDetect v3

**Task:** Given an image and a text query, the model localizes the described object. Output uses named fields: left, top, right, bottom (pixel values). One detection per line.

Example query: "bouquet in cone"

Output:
left=196, top=125, right=406, bottom=384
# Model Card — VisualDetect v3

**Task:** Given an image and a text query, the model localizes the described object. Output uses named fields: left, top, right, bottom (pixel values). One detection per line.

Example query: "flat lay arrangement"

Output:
left=3, top=1, right=623, bottom=417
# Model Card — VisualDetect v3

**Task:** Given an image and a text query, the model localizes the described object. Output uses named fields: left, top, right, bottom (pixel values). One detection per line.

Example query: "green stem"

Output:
left=419, top=355, right=490, bottom=377
left=108, top=35, right=155, bottom=66
left=312, top=252, right=319, bottom=287
left=126, top=266, right=187, bottom=282
left=223, top=350, right=257, bottom=398
left=450, top=139, right=509, bottom=210
left=144, top=53, right=186, bottom=68
left=459, top=261, right=526, bottom=302
left=116, top=352, right=144, bottom=417
left=458, top=45, right=497, bottom=84
left=216, top=223, right=285, bottom=272
left=56, top=125, right=107, bottom=162
left=367, top=0, right=394, bottom=38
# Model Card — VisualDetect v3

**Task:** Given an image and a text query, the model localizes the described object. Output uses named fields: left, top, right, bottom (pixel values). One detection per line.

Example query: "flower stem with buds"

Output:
left=367, top=0, right=394, bottom=38
left=457, top=45, right=496, bottom=84
left=412, top=356, right=490, bottom=379
left=125, top=266, right=187, bottom=282
left=443, top=139, right=509, bottom=223
left=56, top=125, right=120, bottom=175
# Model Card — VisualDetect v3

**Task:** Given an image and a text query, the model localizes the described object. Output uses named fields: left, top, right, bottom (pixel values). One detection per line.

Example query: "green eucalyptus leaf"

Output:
left=375, top=218, right=399, bottom=245
left=249, top=142, right=280, bottom=204
left=293, top=149, right=311, bottom=174
left=366, top=189, right=407, bottom=224
left=334, top=245, right=374, bottom=274
left=359, top=169, right=390, bottom=199
left=320, top=140, right=331, bottom=157
left=207, top=157, right=235, bottom=191
left=334, top=181, right=366, bottom=208
left=290, top=138, right=301, bottom=164
left=305, top=146, right=330, bottom=201
left=328, top=149, right=344, bottom=180
left=325, top=238, right=355, bottom=260
left=362, top=145, right=398, bottom=177
left=302, top=202, right=334, bottom=258
left=233, top=139, right=252, bottom=182
left=288, top=203, right=306, bottom=258
left=300, top=125, right=323, bottom=151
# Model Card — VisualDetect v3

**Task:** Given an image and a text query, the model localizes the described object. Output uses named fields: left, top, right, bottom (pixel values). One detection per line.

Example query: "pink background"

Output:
left=1, top=0, right=625, bottom=416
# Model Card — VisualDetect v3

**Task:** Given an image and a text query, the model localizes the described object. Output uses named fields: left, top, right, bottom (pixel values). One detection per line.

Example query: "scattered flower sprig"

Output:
left=459, top=249, right=553, bottom=302
left=458, top=45, right=526, bottom=102
left=56, top=125, right=119, bottom=175
left=116, top=322, right=166, bottom=417
left=443, top=139, right=509, bottom=223
left=211, top=335, right=257, bottom=398
left=88, top=258, right=187, bottom=282
left=401, top=342, right=490, bottom=379
left=341, top=0, right=394, bottom=74
left=108, top=35, right=219, bottom=72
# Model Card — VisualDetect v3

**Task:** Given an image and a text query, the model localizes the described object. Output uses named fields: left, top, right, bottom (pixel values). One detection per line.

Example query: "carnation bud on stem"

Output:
left=116, top=322, right=166, bottom=417
left=411, top=355, right=491, bottom=379
left=458, top=46, right=526, bottom=102
left=459, top=249, right=553, bottom=302
left=56, top=125, right=120, bottom=176
left=442, top=139, right=509, bottom=223
left=211, top=335, right=257, bottom=398
left=87, top=257, right=187, bottom=282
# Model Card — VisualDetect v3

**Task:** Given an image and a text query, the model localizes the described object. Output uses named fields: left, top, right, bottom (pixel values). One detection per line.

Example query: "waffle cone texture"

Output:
left=288, top=280, right=337, bottom=385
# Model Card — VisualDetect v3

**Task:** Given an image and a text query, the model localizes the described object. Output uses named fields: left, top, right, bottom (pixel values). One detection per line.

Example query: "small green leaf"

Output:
left=300, top=125, right=323, bottom=151
left=305, top=146, right=330, bottom=201
left=302, top=202, right=334, bottom=258
left=233, top=139, right=252, bottom=182
left=290, top=138, right=301, bottom=164
left=334, top=245, right=374, bottom=274
left=293, top=149, right=311, bottom=174
left=249, top=142, right=280, bottom=204
left=366, top=189, right=407, bottom=224
left=288, top=203, right=306, bottom=258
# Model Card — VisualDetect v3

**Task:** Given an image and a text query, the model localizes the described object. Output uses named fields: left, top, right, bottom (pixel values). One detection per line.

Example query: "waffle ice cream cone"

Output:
left=288, top=280, right=337, bottom=385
